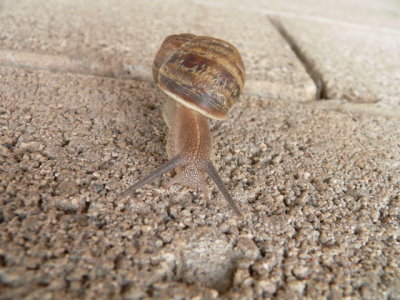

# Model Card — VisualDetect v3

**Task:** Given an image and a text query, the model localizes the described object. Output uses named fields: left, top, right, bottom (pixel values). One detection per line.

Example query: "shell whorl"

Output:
left=153, top=34, right=245, bottom=120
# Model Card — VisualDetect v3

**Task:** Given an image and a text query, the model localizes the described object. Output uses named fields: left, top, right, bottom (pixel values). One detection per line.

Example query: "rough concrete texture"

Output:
left=0, top=0, right=316, bottom=101
left=1, top=66, right=400, bottom=299
left=1, top=0, right=400, bottom=299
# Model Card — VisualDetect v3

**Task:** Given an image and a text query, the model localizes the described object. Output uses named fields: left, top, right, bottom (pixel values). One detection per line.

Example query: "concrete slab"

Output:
left=274, top=18, right=400, bottom=107
left=1, top=66, right=399, bottom=299
left=196, top=0, right=400, bottom=109
left=0, top=0, right=316, bottom=101
left=196, top=0, right=400, bottom=32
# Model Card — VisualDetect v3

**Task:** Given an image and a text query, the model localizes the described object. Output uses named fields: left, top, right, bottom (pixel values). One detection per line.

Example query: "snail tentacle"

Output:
left=120, top=155, right=183, bottom=198
left=205, top=161, right=242, bottom=217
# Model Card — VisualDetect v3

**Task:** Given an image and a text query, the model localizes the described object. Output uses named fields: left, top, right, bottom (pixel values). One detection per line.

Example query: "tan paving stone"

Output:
left=197, top=0, right=400, bottom=109
left=0, top=0, right=316, bottom=101
left=275, top=18, right=400, bottom=107
left=196, top=0, right=400, bottom=32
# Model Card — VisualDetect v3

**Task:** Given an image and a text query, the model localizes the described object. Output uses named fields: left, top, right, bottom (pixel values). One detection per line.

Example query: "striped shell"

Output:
left=153, top=34, right=245, bottom=120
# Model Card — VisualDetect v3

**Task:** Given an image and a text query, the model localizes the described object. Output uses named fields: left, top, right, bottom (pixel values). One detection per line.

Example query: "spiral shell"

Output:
left=153, top=33, right=245, bottom=120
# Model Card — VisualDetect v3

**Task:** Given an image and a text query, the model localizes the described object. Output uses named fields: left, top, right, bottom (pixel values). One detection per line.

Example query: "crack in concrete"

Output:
left=0, top=50, right=151, bottom=81
left=1, top=48, right=399, bottom=118
left=304, top=99, right=400, bottom=118
left=269, top=18, right=325, bottom=100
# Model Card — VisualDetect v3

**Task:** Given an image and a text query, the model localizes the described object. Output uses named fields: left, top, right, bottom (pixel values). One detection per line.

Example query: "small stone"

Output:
left=55, top=197, right=82, bottom=212
left=233, top=268, right=250, bottom=286
left=18, top=141, right=41, bottom=152
left=258, top=280, right=277, bottom=294
left=236, top=258, right=253, bottom=269
left=0, top=144, right=11, bottom=157
left=24, top=256, right=41, bottom=269
left=235, top=238, right=260, bottom=260
left=288, top=280, right=306, bottom=294
left=292, top=266, right=311, bottom=279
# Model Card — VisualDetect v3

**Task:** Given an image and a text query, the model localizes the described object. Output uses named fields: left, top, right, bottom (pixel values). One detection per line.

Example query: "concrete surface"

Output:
left=197, top=0, right=400, bottom=32
left=0, top=0, right=316, bottom=101
left=1, top=0, right=400, bottom=300
left=198, top=0, right=400, bottom=110
left=273, top=18, right=400, bottom=106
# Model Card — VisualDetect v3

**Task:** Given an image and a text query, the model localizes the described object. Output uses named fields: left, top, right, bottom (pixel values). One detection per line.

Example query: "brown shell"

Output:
left=153, top=33, right=245, bottom=120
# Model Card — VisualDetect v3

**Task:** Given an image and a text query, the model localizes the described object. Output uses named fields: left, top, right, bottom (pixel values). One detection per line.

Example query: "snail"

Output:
left=121, top=33, right=245, bottom=216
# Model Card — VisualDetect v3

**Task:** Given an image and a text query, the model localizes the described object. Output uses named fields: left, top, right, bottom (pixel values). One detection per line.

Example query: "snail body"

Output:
left=121, top=34, right=245, bottom=216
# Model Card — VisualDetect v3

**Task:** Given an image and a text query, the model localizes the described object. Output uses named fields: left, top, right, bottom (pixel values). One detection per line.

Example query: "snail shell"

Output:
left=152, top=33, right=245, bottom=120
